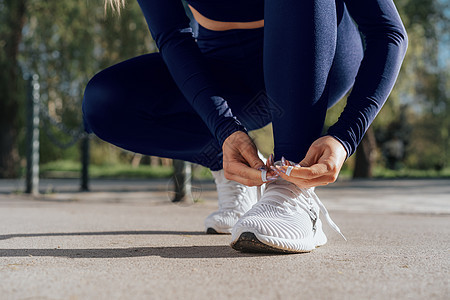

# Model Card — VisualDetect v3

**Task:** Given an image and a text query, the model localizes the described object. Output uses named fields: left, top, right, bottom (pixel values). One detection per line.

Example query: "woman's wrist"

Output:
left=216, top=118, right=247, bottom=147
left=324, top=134, right=349, bottom=161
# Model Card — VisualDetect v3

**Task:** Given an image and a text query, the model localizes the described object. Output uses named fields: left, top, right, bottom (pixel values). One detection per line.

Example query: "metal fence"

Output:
left=25, top=74, right=191, bottom=201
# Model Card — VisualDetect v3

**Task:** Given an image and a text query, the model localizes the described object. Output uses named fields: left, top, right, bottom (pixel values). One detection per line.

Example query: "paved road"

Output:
left=0, top=178, right=449, bottom=299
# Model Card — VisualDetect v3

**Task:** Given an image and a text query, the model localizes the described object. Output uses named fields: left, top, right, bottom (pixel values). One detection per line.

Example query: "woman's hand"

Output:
left=222, top=131, right=266, bottom=186
left=274, top=136, right=347, bottom=188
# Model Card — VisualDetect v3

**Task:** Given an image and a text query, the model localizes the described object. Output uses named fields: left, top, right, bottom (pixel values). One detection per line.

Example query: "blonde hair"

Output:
left=105, top=0, right=125, bottom=13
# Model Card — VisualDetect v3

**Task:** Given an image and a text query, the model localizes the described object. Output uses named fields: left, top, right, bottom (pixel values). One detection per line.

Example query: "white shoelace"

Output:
left=257, top=180, right=347, bottom=241
left=304, top=188, right=347, bottom=241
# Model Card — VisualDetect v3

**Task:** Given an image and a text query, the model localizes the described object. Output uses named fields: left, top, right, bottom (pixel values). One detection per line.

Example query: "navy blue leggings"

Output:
left=82, top=3, right=363, bottom=171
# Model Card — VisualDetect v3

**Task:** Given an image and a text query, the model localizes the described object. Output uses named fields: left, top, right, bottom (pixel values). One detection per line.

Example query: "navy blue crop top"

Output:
left=136, top=0, right=408, bottom=157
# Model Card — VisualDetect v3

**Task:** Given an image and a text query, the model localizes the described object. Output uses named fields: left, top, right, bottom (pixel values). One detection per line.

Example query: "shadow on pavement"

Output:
left=0, top=245, right=281, bottom=259
left=0, top=230, right=208, bottom=240
left=0, top=230, right=287, bottom=258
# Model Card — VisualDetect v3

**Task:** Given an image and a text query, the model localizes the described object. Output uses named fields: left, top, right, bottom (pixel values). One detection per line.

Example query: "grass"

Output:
left=373, top=166, right=450, bottom=179
left=40, top=160, right=174, bottom=179
left=39, top=160, right=450, bottom=180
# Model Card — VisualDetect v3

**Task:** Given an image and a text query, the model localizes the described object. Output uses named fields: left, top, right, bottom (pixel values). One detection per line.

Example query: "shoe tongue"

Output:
left=264, top=178, right=300, bottom=202
left=211, top=170, right=228, bottom=185
left=267, top=176, right=299, bottom=191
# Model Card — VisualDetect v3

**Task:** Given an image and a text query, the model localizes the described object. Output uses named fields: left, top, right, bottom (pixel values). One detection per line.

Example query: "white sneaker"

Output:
left=230, top=177, right=345, bottom=253
left=205, top=169, right=258, bottom=234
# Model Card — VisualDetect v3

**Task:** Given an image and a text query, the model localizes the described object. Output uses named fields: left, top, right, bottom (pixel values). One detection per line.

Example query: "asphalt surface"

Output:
left=0, top=178, right=449, bottom=299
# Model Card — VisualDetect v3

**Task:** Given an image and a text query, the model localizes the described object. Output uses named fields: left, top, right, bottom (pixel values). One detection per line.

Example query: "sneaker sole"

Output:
left=206, top=227, right=231, bottom=235
left=230, top=232, right=312, bottom=254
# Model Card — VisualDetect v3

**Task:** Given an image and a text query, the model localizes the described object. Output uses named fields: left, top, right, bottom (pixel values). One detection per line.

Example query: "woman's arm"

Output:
left=327, top=0, right=408, bottom=157
left=138, top=0, right=265, bottom=184
left=137, top=0, right=246, bottom=146
left=275, top=0, right=408, bottom=187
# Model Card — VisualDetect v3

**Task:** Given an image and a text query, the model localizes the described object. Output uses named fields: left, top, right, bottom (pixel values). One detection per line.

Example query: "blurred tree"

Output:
left=0, top=0, right=27, bottom=178
left=0, top=0, right=156, bottom=177
left=353, top=127, right=377, bottom=178
left=385, top=0, right=450, bottom=170
left=378, top=104, right=412, bottom=169
left=351, top=0, right=450, bottom=176
left=18, top=0, right=154, bottom=164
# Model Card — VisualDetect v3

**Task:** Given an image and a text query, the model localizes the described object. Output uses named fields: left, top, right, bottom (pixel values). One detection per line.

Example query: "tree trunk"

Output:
left=353, top=126, right=377, bottom=178
left=0, top=0, right=27, bottom=178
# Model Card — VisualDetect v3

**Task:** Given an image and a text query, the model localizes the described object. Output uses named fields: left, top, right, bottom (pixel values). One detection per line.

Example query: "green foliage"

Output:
left=19, top=0, right=155, bottom=164
left=39, top=160, right=174, bottom=179
left=0, top=0, right=27, bottom=177
left=373, top=166, right=450, bottom=178
left=404, top=113, right=448, bottom=169
left=371, top=0, right=450, bottom=170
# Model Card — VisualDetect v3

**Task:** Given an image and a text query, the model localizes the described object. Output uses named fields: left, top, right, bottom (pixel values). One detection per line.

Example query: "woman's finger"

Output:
left=226, top=164, right=278, bottom=186
left=275, top=163, right=331, bottom=179
left=240, top=145, right=265, bottom=170
left=225, top=162, right=265, bottom=185
left=225, top=172, right=263, bottom=186
left=277, top=172, right=336, bottom=188
left=224, top=168, right=270, bottom=186
left=266, top=154, right=271, bottom=167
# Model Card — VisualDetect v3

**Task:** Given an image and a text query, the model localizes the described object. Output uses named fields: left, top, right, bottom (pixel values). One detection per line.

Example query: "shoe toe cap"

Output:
left=205, top=211, right=240, bottom=232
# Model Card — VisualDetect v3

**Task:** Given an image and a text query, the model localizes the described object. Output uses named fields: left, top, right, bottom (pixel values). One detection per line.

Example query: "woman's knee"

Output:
left=82, top=70, right=125, bottom=138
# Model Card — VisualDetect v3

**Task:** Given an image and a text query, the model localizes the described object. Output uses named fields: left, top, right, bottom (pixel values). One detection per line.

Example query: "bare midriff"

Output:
left=188, top=5, right=264, bottom=31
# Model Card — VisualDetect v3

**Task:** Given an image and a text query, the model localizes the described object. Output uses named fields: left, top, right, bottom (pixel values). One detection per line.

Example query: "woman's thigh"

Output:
left=82, top=53, right=224, bottom=169
left=83, top=52, right=196, bottom=135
